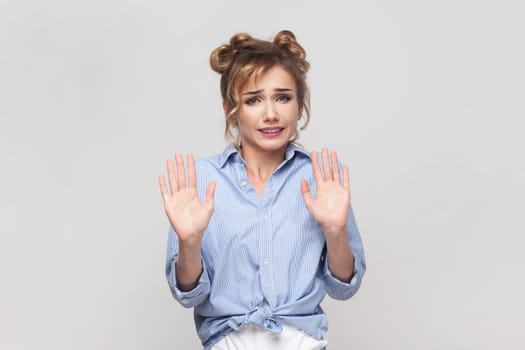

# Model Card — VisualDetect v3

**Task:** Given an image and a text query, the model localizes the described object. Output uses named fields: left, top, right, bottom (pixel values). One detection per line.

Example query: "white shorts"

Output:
left=211, top=324, right=328, bottom=350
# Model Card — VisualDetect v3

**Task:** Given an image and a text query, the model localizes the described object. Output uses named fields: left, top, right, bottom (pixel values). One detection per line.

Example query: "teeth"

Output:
left=261, top=128, right=281, bottom=133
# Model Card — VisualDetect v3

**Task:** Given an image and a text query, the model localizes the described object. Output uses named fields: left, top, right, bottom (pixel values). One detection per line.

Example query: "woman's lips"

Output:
left=258, top=127, right=284, bottom=137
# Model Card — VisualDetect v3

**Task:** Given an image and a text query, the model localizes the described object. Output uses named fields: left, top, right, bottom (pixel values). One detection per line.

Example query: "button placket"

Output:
left=258, top=176, right=276, bottom=306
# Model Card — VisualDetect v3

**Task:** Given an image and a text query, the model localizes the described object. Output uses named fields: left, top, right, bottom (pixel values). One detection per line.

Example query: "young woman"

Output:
left=159, top=30, right=366, bottom=350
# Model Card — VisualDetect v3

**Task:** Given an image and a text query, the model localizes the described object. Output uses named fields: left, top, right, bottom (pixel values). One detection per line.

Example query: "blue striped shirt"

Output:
left=165, top=143, right=366, bottom=349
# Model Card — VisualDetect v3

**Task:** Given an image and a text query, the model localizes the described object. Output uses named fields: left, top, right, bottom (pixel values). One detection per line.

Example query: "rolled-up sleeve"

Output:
left=322, top=205, right=366, bottom=300
left=165, top=226, right=210, bottom=308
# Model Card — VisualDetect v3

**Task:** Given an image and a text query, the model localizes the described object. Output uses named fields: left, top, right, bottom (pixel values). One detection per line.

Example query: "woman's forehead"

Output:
left=241, top=66, right=296, bottom=92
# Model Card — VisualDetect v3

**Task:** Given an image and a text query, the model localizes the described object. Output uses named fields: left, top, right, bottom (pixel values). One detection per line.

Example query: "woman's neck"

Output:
left=240, top=145, right=287, bottom=184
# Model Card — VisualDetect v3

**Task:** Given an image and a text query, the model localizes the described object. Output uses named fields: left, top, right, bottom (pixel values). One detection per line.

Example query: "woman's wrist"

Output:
left=176, top=238, right=204, bottom=291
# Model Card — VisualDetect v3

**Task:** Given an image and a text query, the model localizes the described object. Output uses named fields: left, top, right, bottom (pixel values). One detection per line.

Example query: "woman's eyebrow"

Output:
left=242, top=88, right=293, bottom=96
left=242, top=89, right=263, bottom=96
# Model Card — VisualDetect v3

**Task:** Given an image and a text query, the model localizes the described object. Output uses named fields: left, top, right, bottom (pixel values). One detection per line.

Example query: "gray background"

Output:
left=1, top=0, right=524, bottom=349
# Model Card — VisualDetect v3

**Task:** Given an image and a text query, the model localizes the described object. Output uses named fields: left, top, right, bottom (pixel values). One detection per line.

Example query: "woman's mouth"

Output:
left=258, top=127, right=284, bottom=137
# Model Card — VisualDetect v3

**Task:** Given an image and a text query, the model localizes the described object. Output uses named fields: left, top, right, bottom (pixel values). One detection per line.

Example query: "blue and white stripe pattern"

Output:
left=165, top=143, right=366, bottom=349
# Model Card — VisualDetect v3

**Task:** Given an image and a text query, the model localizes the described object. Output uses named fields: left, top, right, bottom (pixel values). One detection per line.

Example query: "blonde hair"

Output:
left=210, top=30, right=311, bottom=145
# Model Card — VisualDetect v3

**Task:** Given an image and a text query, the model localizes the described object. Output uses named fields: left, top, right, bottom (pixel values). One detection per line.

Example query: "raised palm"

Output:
left=158, top=154, right=216, bottom=244
left=301, top=148, right=351, bottom=236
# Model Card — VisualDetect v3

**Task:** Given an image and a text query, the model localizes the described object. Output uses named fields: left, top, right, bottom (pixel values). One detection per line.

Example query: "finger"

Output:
left=175, top=153, right=186, bottom=189
left=167, top=159, right=178, bottom=193
left=158, top=175, right=169, bottom=200
left=300, top=178, right=314, bottom=210
left=205, top=181, right=217, bottom=206
left=321, top=147, right=332, bottom=181
left=310, top=151, right=323, bottom=184
left=187, top=154, right=196, bottom=189
left=343, top=164, right=350, bottom=191
left=331, top=151, right=340, bottom=184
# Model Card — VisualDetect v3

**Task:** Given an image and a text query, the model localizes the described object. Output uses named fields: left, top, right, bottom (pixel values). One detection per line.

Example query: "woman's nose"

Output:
left=263, top=101, right=279, bottom=121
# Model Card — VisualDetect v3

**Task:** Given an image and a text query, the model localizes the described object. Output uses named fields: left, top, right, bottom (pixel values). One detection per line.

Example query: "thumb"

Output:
left=205, top=181, right=217, bottom=206
left=301, top=179, right=314, bottom=209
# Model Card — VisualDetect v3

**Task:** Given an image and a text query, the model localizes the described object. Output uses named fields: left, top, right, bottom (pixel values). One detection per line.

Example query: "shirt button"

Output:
left=262, top=213, right=269, bottom=219
left=263, top=260, right=271, bottom=266
left=241, top=180, right=247, bottom=187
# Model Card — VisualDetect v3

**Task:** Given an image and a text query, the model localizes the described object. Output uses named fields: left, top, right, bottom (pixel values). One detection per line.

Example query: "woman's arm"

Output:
left=301, top=148, right=355, bottom=282
left=159, top=153, right=216, bottom=291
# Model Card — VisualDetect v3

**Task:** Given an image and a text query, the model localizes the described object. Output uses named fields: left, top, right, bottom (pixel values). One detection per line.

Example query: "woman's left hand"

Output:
left=301, top=148, right=351, bottom=237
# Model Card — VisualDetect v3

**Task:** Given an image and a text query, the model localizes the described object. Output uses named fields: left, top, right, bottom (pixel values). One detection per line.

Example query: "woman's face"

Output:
left=236, top=65, right=300, bottom=158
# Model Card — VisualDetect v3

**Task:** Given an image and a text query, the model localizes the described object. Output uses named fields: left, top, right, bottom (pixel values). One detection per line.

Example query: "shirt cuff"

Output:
left=168, top=255, right=211, bottom=308
left=322, top=256, right=362, bottom=300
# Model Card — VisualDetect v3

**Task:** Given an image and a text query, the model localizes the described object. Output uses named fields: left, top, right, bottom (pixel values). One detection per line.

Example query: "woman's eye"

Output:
left=276, top=95, right=292, bottom=102
left=245, top=97, right=260, bottom=105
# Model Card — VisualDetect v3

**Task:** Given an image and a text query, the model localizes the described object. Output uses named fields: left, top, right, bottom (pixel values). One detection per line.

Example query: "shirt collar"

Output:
left=218, top=143, right=310, bottom=168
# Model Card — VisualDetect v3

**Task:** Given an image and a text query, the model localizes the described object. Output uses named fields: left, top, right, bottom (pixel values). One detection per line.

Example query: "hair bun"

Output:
left=273, top=30, right=309, bottom=73
left=229, top=32, right=254, bottom=50
left=273, top=30, right=297, bottom=47
left=210, top=33, right=254, bottom=74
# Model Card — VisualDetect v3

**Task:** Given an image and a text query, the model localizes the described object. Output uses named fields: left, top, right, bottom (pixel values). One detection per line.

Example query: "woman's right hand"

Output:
left=159, top=153, right=216, bottom=246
